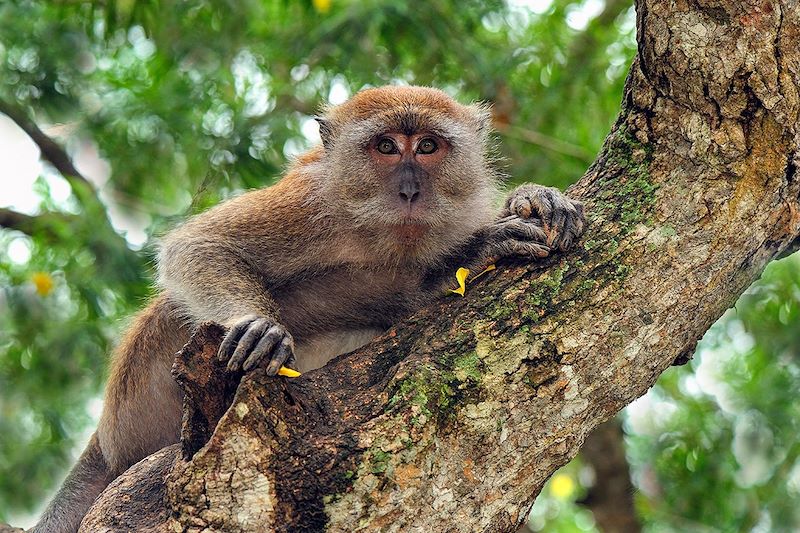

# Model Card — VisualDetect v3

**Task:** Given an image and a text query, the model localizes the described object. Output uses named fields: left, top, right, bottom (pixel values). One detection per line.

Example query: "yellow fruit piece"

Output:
left=278, top=366, right=301, bottom=378
left=447, top=263, right=496, bottom=297
left=31, top=272, right=54, bottom=296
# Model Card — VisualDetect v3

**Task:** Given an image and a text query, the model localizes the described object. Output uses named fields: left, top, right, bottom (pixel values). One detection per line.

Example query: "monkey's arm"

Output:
left=157, top=186, right=314, bottom=373
left=422, top=184, right=585, bottom=292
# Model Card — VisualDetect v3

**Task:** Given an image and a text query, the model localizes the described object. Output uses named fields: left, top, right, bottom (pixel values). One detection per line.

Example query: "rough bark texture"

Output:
left=81, top=1, right=800, bottom=531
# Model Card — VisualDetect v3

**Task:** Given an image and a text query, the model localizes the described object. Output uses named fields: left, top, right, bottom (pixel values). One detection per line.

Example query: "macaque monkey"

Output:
left=32, top=85, right=585, bottom=532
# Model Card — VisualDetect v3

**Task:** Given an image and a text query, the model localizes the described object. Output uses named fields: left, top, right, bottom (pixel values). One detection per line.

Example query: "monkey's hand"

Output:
left=500, top=184, right=585, bottom=252
left=483, top=214, right=552, bottom=260
left=217, top=315, right=295, bottom=375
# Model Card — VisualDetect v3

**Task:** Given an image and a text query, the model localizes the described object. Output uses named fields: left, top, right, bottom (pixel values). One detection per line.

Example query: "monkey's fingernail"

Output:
left=278, top=366, right=301, bottom=378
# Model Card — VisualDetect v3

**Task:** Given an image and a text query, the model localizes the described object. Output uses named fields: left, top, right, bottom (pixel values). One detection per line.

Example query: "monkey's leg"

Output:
left=31, top=295, right=188, bottom=533
left=97, top=294, right=188, bottom=474
left=29, top=433, right=114, bottom=533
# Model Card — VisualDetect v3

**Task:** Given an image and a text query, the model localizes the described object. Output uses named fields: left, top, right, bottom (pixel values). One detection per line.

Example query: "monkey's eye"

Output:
left=376, top=138, right=398, bottom=155
left=417, top=138, right=438, bottom=155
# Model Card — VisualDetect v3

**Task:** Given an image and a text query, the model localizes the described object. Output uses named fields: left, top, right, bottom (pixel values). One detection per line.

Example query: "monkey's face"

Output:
left=366, top=131, right=449, bottom=242
left=318, top=86, right=500, bottom=263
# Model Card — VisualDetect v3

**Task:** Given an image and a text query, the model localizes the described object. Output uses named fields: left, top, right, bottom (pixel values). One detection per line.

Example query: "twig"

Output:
left=0, top=98, right=94, bottom=193
left=495, top=123, right=595, bottom=162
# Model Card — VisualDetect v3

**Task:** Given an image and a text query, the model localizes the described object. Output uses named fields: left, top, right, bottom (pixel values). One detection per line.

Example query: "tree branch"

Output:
left=0, top=100, right=150, bottom=279
left=0, top=207, right=39, bottom=236
left=0, top=207, right=71, bottom=240
left=81, top=1, right=800, bottom=531
left=0, top=98, right=94, bottom=194
left=0, top=207, right=76, bottom=239
left=495, top=123, right=595, bottom=162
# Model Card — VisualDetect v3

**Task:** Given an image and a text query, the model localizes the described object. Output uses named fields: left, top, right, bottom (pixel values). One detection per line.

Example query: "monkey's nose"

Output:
left=399, top=180, right=420, bottom=204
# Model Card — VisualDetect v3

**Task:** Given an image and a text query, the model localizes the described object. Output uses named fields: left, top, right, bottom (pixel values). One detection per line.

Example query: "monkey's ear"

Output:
left=470, top=103, right=494, bottom=136
left=315, top=117, right=334, bottom=150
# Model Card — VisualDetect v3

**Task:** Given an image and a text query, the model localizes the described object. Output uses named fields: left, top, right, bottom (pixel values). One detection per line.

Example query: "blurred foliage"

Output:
left=624, top=254, right=800, bottom=532
left=529, top=459, right=600, bottom=532
left=1, top=0, right=797, bottom=531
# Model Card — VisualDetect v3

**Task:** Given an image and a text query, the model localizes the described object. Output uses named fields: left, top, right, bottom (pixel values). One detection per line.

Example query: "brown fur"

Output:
left=33, top=86, right=584, bottom=533
left=98, top=295, right=188, bottom=473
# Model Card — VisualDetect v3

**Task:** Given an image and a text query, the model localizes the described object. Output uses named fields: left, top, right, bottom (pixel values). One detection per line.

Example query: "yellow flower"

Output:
left=30, top=272, right=55, bottom=296
left=312, top=0, right=331, bottom=13
left=549, top=473, right=575, bottom=500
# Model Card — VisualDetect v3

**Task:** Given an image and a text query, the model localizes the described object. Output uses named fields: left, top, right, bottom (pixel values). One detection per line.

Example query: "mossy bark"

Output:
left=81, top=1, right=800, bottom=531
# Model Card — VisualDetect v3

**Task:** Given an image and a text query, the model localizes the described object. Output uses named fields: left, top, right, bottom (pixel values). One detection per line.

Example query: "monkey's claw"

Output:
left=503, top=184, right=585, bottom=251
left=218, top=315, right=296, bottom=375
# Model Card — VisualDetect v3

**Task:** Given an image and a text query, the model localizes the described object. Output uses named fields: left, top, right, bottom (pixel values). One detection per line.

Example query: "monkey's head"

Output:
left=314, top=85, right=499, bottom=263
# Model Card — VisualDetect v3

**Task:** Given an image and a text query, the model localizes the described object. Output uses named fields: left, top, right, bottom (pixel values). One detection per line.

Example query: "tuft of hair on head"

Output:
left=315, top=85, right=494, bottom=151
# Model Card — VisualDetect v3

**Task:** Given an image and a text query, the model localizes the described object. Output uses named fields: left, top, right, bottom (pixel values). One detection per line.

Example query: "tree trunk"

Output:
left=579, top=419, right=641, bottom=533
left=80, top=1, right=800, bottom=531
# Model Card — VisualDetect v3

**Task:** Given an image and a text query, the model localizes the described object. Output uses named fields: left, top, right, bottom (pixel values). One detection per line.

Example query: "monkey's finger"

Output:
left=265, top=338, right=294, bottom=376
left=242, top=325, right=285, bottom=372
left=557, top=204, right=586, bottom=249
left=499, top=218, right=547, bottom=243
left=284, top=349, right=297, bottom=369
left=509, top=194, right=534, bottom=219
left=492, top=239, right=550, bottom=259
left=530, top=193, right=555, bottom=227
left=227, top=319, right=270, bottom=371
left=218, top=315, right=258, bottom=361
left=548, top=209, right=568, bottom=248
left=572, top=199, right=586, bottom=223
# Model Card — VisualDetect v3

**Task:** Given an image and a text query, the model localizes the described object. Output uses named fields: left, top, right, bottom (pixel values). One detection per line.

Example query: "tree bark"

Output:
left=81, top=1, right=800, bottom=531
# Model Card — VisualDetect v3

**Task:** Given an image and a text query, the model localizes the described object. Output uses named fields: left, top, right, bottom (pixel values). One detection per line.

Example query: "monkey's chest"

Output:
left=272, top=267, right=424, bottom=340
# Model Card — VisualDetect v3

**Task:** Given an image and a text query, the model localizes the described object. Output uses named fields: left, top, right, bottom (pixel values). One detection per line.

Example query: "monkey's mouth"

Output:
left=392, top=222, right=429, bottom=246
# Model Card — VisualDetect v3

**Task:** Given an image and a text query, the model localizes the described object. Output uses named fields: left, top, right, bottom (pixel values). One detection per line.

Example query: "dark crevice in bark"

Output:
left=171, top=324, right=243, bottom=459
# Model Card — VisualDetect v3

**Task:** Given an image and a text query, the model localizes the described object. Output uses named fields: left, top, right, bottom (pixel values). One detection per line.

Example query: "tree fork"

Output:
left=80, top=1, right=800, bottom=531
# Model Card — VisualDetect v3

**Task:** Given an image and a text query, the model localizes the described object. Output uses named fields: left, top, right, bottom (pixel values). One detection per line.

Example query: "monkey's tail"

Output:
left=29, top=432, right=116, bottom=533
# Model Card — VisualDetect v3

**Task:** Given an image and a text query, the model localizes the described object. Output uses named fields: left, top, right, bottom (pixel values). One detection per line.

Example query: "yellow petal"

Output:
left=278, top=366, right=302, bottom=378
left=470, top=263, right=496, bottom=282
left=448, top=267, right=470, bottom=296
left=30, top=272, right=54, bottom=296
